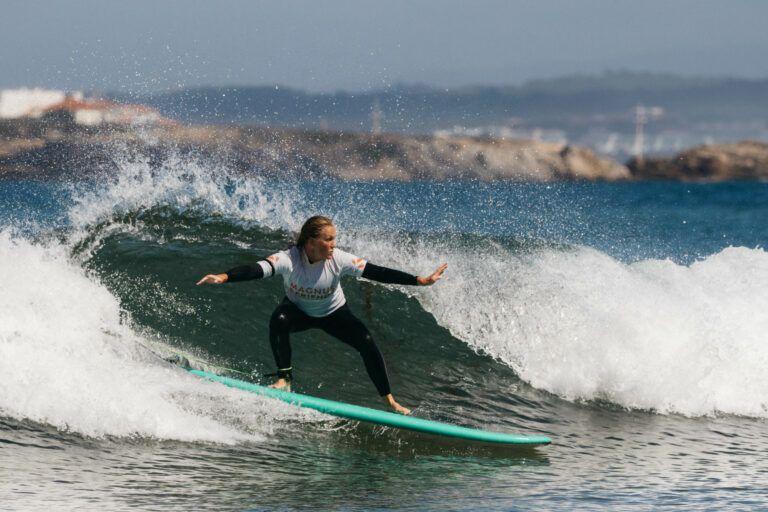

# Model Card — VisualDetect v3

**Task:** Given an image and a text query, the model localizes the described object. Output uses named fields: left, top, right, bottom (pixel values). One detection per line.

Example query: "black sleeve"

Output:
left=225, top=264, right=264, bottom=282
left=361, top=262, right=418, bottom=286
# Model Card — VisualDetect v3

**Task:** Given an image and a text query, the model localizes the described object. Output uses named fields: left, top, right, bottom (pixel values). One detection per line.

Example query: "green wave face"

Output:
left=75, top=202, right=541, bottom=428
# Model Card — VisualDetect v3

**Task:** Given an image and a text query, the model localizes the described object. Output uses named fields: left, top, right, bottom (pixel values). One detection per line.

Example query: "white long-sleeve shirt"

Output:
left=256, top=246, right=367, bottom=317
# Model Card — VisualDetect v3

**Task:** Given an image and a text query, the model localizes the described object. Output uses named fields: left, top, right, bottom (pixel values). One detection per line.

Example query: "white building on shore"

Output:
left=40, top=97, right=166, bottom=127
left=0, top=88, right=78, bottom=119
left=0, top=87, right=168, bottom=127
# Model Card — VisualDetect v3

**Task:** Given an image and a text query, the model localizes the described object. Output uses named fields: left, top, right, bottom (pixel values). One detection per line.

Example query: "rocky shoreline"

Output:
left=628, top=141, right=768, bottom=181
left=1, top=121, right=766, bottom=181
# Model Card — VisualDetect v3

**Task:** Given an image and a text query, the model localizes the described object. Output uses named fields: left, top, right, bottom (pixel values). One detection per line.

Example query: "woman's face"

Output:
left=305, top=225, right=337, bottom=262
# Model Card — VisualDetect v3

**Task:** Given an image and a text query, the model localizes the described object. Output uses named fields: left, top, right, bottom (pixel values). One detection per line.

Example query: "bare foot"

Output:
left=269, top=378, right=291, bottom=392
left=383, top=394, right=411, bottom=415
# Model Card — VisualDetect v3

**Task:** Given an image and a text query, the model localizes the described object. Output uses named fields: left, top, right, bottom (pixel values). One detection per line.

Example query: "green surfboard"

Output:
left=189, top=369, right=551, bottom=446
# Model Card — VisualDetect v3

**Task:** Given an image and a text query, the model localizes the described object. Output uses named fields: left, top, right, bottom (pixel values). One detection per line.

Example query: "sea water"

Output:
left=1, top=153, right=767, bottom=510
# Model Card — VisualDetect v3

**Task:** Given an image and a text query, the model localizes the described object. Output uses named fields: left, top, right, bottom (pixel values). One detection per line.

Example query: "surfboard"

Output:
left=189, top=369, right=551, bottom=446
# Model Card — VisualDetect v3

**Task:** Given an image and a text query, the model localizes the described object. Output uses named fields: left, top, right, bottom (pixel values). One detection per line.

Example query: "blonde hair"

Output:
left=296, top=215, right=334, bottom=247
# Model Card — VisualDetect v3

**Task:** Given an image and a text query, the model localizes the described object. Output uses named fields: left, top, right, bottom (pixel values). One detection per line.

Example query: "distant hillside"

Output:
left=110, top=72, right=768, bottom=136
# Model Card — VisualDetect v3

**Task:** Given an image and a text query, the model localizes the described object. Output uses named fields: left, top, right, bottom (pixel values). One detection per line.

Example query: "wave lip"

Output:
left=66, top=151, right=304, bottom=247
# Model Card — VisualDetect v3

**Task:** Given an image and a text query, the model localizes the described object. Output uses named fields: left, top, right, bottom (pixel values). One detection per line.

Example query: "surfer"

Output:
left=196, top=215, right=447, bottom=415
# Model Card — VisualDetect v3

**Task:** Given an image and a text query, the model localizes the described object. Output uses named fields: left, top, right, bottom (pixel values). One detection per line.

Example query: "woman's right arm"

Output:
left=196, top=260, right=275, bottom=285
left=196, top=273, right=229, bottom=285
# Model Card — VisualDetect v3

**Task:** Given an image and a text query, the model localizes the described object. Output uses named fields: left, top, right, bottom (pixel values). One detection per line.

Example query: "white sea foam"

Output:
left=0, top=230, right=324, bottom=441
left=359, top=236, right=768, bottom=418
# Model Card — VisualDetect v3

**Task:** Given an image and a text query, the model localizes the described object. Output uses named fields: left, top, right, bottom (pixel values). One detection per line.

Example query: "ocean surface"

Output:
left=1, top=152, right=767, bottom=511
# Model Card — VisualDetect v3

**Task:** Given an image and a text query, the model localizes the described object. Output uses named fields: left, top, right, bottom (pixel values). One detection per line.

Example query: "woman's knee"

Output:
left=354, top=330, right=381, bottom=355
left=269, top=309, right=292, bottom=332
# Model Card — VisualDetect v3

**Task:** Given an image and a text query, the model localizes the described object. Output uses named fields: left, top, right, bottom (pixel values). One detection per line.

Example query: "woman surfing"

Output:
left=196, top=215, right=448, bottom=415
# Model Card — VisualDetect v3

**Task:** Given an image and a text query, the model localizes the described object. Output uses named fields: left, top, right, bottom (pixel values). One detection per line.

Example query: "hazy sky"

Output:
left=2, top=0, right=767, bottom=93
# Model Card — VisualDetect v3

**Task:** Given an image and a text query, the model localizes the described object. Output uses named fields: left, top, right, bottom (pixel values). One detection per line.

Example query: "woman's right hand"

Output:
left=196, top=273, right=228, bottom=285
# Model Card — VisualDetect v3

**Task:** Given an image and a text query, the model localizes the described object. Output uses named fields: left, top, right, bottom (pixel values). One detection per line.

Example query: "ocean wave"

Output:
left=15, top=148, right=768, bottom=421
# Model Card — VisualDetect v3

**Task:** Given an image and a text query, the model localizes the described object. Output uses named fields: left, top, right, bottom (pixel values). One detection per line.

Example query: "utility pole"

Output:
left=633, top=105, right=664, bottom=164
left=371, top=98, right=382, bottom=135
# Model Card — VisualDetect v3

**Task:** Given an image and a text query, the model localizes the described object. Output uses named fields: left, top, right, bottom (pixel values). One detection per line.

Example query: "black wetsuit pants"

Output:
left=269, top=298, right=391, bottom=396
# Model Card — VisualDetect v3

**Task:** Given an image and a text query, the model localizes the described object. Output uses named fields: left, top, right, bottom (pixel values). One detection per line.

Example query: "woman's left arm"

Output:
left=362, top=262, right=447, bottom=286
left=415, top=263, right=448, bottom=286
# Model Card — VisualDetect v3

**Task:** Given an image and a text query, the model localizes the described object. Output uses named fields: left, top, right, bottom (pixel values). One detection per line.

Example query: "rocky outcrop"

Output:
left=0, top=122, right=630, bottom=181
left=142, top=125, right=633, bottom=182
left=628, top=141, right=768, bottom=181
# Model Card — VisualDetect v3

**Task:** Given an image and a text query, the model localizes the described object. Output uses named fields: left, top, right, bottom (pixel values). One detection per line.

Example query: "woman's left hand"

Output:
left=417, top=263, right=448, bottom=286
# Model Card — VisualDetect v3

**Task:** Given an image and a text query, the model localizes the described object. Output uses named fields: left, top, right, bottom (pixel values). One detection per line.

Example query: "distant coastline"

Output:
left=1, top=119, right=766, bottom=182
left=0, top=120, right=626, bottom=181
